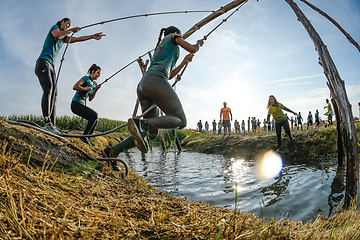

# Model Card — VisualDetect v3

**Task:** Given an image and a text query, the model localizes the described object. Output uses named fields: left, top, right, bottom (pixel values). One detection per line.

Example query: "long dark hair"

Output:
left=88, top=64, right=101, bottom=75
left=266, top=95, right=279, bottom=109
left=155, top=26, right=181, bottom=48
left=56, top=18, right=70, bottom=28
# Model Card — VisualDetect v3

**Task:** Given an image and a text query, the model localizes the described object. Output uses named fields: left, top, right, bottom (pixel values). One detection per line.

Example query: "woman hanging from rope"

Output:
left=266, top=95, right=297, bottom=152
left=101, top=26, right=203, bottom=170
left=35, top=17, right=105, bottom=134
left=71, top=64, right=102, bottom=146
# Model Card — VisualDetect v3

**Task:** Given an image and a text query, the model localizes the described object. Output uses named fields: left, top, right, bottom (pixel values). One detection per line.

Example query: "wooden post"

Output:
left=285, top=0, right=359, bottom=209
left=332, top=99, right=344, bottom=166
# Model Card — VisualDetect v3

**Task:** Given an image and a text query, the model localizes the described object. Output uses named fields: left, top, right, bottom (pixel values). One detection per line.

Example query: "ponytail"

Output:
left=155, top=28, right=166, bottom=48
left=88, top=64, right=101, bottom=75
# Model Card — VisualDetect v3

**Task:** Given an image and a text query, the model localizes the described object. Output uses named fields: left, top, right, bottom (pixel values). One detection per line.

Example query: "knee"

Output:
left=178, top=118, right=187, bottom=129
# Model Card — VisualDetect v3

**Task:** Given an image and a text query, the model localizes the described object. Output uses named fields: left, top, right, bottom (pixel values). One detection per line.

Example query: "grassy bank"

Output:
left=1, top=117, right=360, bottom=239
left=181, top=123, right=360, bottom=164
left=1, top=141, right=360, bottom=239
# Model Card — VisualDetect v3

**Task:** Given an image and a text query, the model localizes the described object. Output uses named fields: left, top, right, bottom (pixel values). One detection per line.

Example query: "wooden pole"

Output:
left=285, top=0, right=359, bottom=209
left=182, top=0, right=248, bottom=40
left=331, top=98, right=344, bottom=166
left=300, top=0, right=360, bottom=53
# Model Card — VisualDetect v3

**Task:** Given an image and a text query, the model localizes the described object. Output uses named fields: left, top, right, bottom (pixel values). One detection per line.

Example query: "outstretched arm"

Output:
left=66, top=32, right=106, bottom=43
left=283, top=106, right=297, bottom=115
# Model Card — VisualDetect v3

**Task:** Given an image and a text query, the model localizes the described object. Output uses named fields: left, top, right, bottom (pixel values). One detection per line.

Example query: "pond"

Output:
left=119, top=145, right=350, bottom=223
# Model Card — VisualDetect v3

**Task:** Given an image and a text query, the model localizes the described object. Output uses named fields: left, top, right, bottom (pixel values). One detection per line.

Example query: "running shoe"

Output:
left=87, top=138, right=96, bottom=146
left=44, top=123, right=60, bottom=134
left=80, top=137, right=91, bottom=145
left=101, top=147, right=121, bottom=171
left=127, top=118, right=149, bottom=153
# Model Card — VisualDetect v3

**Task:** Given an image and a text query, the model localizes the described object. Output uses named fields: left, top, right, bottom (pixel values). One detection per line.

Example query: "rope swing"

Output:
left=56, top=1, right=247, bottom=138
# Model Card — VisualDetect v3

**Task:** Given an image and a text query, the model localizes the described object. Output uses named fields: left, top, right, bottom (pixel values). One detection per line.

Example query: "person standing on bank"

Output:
left=197, top=120, right=203, bottom=133
left=212, top=119, right=217, bottom=134
left=35, top=18, right=105, bottom=134
left=266, top=95, right=297, bottom=151
left=101, top=26, right=204, bottom=169
left=71, top=64, right=102, bottom=146
left=220, top=102, right=232, bottom=135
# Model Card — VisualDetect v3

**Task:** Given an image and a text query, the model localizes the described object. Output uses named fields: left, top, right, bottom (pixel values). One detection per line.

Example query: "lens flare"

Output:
left=256, top=150, right=283, bottom=180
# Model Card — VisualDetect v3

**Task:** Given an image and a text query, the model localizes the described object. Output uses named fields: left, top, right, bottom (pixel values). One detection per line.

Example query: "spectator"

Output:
left=197, top=120, right=202, bottom=133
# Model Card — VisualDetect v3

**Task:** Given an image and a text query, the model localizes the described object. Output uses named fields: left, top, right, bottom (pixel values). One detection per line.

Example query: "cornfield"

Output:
left=4, top=115, right=127, bottom=134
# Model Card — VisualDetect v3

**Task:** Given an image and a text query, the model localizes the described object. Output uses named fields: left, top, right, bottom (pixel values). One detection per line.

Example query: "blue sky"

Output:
left=0, top=0, right=359, bottom=129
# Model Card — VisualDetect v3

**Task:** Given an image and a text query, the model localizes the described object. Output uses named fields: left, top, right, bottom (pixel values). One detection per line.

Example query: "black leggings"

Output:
left=275, top=120, right=292, bottom=148
left=71, top=101, right=98, bottom=135
left=137, top=74, right=186, bottom=137
left=35, top=59, right=57, bottom=125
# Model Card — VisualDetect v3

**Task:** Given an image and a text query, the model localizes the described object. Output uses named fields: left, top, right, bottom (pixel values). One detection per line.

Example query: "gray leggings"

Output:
left=35, top=59, right=57, bottom=125
left=137, top=74, right=186, bottom=136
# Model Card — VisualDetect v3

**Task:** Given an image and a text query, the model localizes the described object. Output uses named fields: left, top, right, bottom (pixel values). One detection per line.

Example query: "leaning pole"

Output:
left=285, top=0, right=359, bottom=208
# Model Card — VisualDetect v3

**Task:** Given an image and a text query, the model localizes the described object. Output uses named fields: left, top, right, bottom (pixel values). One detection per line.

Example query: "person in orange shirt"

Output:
left=220, top=102, right=233, bottom=135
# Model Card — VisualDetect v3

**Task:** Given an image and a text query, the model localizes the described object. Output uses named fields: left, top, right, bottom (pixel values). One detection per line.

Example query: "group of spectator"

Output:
left=196, top=99, right=334, bottom=135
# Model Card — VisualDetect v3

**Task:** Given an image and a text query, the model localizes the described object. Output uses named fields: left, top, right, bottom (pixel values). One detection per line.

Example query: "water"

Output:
left=119, top=146, right=347, bottom=222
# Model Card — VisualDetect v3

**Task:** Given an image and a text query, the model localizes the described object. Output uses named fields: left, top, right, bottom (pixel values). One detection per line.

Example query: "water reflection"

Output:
left=327, top=165, right=345, bottom=217
left=119, top=146, right=349, bottom=222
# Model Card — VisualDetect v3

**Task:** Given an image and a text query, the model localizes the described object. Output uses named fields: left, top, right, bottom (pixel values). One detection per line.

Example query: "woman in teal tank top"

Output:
left=101, top=26, right=204, bottom=166
left=71, top=64, right=102, bottom=146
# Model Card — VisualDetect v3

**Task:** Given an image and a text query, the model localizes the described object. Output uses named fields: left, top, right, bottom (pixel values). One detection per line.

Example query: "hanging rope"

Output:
left=100, top=2, right=246, bottom=86
left=22, top=3, right=246, bottom=139
left=80, top=10, right=214, bottom=29
left=39, top=10, right=213, bottom=123
left=53, top=2, right=246, bottom=138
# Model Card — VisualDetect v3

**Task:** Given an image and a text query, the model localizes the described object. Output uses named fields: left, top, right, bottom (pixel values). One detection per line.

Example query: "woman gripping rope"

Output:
left=35, top=17, right=105, bottom=133
left=71, top=64, right=102, bottom=146
left=101, top=26, right=203, bottom=170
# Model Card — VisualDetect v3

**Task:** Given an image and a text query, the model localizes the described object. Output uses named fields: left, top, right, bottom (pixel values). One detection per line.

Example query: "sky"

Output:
left=0, top=0, right=359, bottom=129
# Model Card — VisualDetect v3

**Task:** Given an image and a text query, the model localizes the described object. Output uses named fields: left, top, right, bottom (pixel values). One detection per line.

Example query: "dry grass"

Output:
left=1, top=141, right=360, bottom=238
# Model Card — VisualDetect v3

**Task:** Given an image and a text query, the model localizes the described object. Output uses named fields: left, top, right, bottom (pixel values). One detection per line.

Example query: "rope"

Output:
left=54, top=2, right=244, bottom=137
left=202, top=2, right=246, bottom=41
left=18, top=5, right=245, bottom=139
left=80, top=11, right=214, bottom=29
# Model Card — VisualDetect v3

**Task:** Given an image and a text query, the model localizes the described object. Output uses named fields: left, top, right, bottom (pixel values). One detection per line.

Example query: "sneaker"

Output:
left=101, top=148, right=121, bottom=171
left=44, top=123, right=60, bottom=134
left=80, top=137, right=91, bottom=145
left=87, top=138, right=96, bottom=146
left=101, top=147, right=113, bottom=158
left=127, top=118, right=149, bottom=153
left=109, top=160, right=121, bottom=171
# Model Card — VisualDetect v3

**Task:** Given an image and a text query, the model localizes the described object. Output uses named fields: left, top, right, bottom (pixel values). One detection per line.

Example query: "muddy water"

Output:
left=119, top=146, right=348, bottom=222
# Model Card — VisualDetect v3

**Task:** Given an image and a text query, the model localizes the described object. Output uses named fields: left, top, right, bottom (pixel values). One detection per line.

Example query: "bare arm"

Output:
left=168, top=37, right=203, bottom=79
left=66, top=32, right=106, bottom=43
left=283, top=106, right=297, bottom=115
left=73, top=79, right=92, bottom=92
left=169, top=53, right=193, bottom=79
left=51, top=27, right=80, bottom=40
left=89, top=84, right=101, bottom=101
left=175, top=37, right=203, bottom=53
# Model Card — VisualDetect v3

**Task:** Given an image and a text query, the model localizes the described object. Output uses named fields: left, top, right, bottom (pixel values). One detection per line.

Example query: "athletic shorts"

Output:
left=223, top=120, right=231, bottom=128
